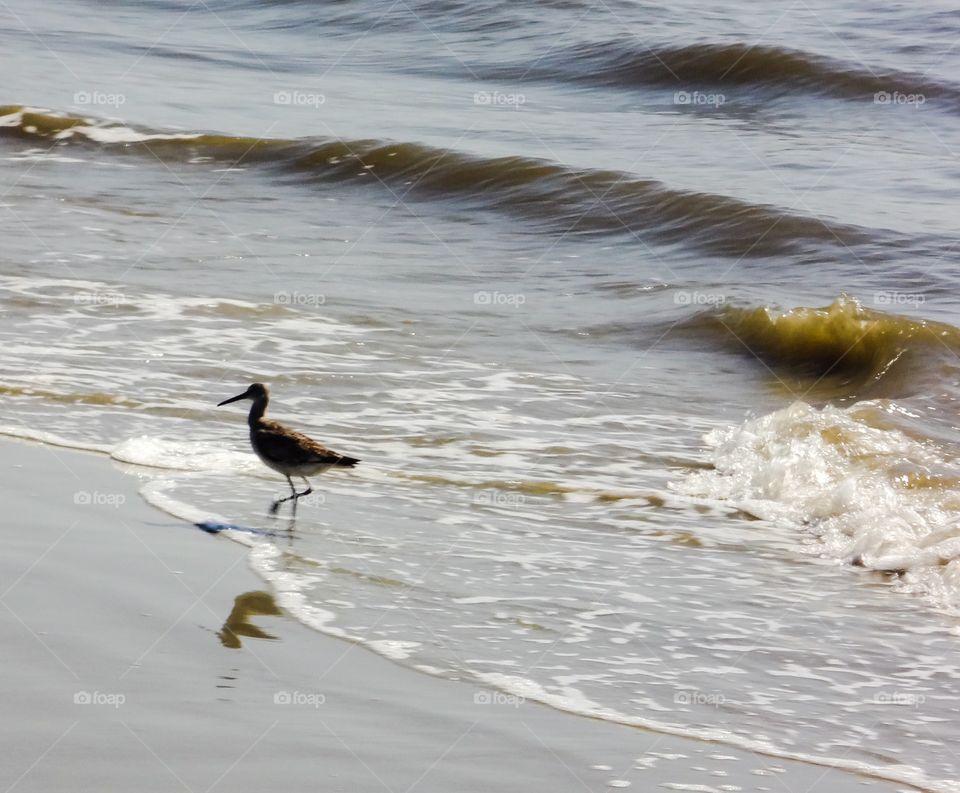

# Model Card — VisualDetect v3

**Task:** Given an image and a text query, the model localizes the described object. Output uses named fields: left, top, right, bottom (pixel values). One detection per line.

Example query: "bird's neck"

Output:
left=247, top=395, right=268, bottom=427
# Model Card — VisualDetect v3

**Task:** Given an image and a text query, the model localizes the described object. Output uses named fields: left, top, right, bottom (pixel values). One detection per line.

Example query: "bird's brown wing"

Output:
left=254, top=421, right=356, bottom=467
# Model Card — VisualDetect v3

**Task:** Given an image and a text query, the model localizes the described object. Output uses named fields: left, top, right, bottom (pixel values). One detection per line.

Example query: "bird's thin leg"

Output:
left=270, top=475, right=299, bottom=515
left=299, top=477, right=313, bottom=498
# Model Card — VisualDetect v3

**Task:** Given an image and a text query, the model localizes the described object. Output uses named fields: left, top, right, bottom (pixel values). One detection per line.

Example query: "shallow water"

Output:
left=3, top=1, right=960, bottom=789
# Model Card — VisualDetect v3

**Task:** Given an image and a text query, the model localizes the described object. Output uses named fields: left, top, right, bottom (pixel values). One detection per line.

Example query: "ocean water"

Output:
left=3, top=1, right=960, bottom=789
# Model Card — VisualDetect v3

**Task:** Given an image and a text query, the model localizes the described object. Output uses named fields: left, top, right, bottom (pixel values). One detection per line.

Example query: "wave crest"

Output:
left=0, top=106, right=871, bottom=257
left=688, top=296, right=959, bottom=398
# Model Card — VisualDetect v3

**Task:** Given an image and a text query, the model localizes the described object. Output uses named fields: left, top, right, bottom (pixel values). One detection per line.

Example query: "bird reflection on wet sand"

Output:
left=218, top=590, right=283, bottom=649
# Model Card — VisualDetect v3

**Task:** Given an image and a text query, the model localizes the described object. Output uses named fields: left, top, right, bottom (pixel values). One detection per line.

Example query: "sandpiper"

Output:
left=217, top=383, right=359, bottom=515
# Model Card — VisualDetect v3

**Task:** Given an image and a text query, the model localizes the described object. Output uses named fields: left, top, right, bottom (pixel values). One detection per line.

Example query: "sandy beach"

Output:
left=0, top=436, right=913, bottom=792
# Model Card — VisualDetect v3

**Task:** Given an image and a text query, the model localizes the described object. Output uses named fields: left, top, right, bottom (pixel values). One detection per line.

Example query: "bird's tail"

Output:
left=336, top=455, right=360, bottom=467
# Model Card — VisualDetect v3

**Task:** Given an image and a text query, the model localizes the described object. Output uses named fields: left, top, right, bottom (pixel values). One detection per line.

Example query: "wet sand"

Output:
left=0, top=437, right=909, bottom=792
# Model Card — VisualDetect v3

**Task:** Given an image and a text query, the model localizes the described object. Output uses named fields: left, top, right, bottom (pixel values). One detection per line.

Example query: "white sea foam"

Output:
left=140, top=478, right=230, bottom=527
left=472, top=672, right=953, bottom=793
left=675, top=401, right=960, bottom=610
left=367, top=639, right=422, bottom=660
left=0, top=425, right=111, bottom=453
left=73, top=125, right=200, bottom=145
left=111, top=435, right=261, bottom=474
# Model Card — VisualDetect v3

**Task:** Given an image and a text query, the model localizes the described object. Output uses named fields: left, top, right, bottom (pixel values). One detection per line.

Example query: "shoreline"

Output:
left=0, top=435, right=925, bottom=792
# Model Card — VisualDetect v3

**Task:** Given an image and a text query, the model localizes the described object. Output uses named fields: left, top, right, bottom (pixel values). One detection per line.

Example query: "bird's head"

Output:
left=217, top=382, right=269, bottom=407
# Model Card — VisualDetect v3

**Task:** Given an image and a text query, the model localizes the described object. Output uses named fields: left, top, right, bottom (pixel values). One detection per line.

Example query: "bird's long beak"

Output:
left=217, top=392, right=249, bottom=407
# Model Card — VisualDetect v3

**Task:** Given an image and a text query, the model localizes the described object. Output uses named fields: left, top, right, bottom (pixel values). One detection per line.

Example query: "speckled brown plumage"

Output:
left=217, top=382, right=359, bottom=515
left=252, top=418, right=359, bottom=470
